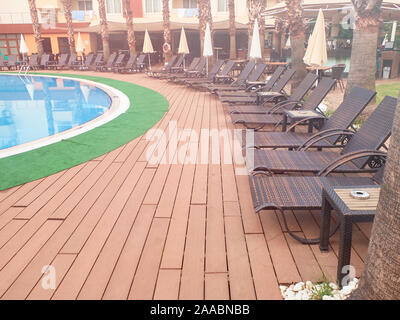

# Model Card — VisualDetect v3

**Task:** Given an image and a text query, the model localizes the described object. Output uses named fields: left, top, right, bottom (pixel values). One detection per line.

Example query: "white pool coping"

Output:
left=0, top=73, right=130, bottom=159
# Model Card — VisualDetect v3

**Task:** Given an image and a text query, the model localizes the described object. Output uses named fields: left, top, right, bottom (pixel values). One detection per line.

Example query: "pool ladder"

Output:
left=18, top=64, right=30, bottom=76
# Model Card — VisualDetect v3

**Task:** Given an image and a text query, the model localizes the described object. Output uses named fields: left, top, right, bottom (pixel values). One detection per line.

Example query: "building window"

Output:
left=78, top=1, right=93, bottom=11
left=218, top=0, right=228, bottom=12
left=145, top=0, right=162, bottom=13
left=183, top=0, right=197, bottom=9
left=106, top=0, right=122, bottom=14
left=0, top=34, right=20, bottom=56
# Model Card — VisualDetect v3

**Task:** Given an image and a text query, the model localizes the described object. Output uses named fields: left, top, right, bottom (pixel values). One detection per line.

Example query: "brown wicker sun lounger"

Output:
left=87, top=53, right=104, bottom=70
left=186, top=60, right=235, bottom=88
left=249, top=168, right=383, bottom=244
left=75, top=52, right=94, bottom=71
left=116, top=54, right=137, bottom=73
left=146, top=55, right=177, bottom=77
left=97, top=52, right=117, bottom=71
left=217, top=66, right=286, bottom=98
left=205, top=61, right=256, bottom=92
left=135, top=54, right=147, bottom=72
left=28, top=54, right=39, bottom=70
left=220, top=68, right=296, bottom=104
left=48, top=53, right=68, bottom=70
left=4, top=54, right=18, bottom=70
left=231, top=82, right=368, bottom=134
left=171, top=58, right=208, bottom=83
left=0, top=55, right=6, bottom=70
left=248, top=95, right=396, bottom=174
left=168, top=57, right=202, bottom=82
left=39, top=54, right=50, bottom=69
left=183, top=59, right=225, bottom=86
left=225, top=77, right=335, bottom=116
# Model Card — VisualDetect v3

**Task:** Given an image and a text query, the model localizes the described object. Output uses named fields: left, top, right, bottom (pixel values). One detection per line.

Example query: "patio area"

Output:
left=0, top=71, right=372, bottom=300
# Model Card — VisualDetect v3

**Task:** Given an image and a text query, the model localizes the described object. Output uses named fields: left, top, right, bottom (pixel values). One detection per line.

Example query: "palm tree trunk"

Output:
left=345, top=0, right=382, bottom=97
left=350, top=91, right=400, bottom=300
left=162, top=0, right=172, bottom=61
left=285, top=0, right=307, bottom=90
left=27, top=0, right=44, bottom=57
left=124, top=0, right=136, bottom=55
left=98, top=0, right=110, bottom=60
left=229, top=0, right=236, bottom=59
left=61, top=0, right=76, bottom=54
left=198, top=0, right=212, bottom=56
left=259, top=0, right=266, bottom=57
left=273, top=20, right=285, bottom=58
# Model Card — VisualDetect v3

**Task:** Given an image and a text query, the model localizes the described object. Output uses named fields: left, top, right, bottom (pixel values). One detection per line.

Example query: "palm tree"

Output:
left=345, top=0, right=383, bottom=96
left=27, top=0, right=44, bottom=57
left=285, top=0, right=307, bottom=90
left=198, top=0, right=212, bottom=55
left=273, top=19, right=286, bottom=58
left=229, top=0, right=236, bottom=59
left=162, top=0, right=172, bottom=61
left=350, top=93, right=400, bottom=300
left=259, top=0, right=266, bottom=57
left=98, top=0, right=110, bottom=60
left=61, top=0, right=76, bottom=54
left=124, top=0, right=136, bottom=55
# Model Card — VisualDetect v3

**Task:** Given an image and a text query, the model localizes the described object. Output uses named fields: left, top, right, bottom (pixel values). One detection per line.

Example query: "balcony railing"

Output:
left=0, top=12, right=32, bottom=24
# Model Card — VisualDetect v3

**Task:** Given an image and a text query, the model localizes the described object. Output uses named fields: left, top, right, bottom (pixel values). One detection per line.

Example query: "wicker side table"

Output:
left=282, top=110, right=326, bottom=132
left=319, top=185, right=380, bottom=284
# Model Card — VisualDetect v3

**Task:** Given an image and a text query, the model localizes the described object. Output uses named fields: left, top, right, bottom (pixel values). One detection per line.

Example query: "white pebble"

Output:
left=293, top=282, right=305, bottom=292
left=329, top=282, right=338, bottom=290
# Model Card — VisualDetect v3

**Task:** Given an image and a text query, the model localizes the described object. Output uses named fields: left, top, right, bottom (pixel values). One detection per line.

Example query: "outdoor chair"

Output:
left=155, top=55, right=185, bottom=79
left=49, top=53, right=68, bottom=70
left=135, top=54, right=147, bottom=72
left=147, top=55, right=177, bottom=77
left=330, top=64, right=346, bottom=91
left=116, top=54, right=137, bottom=73
left=28, top=54, right=40, bottom=70
left=226, top=76, right=333, bottom=117
left=97, top=52, right=117, bottom=71
left=88, top=53, right=104, bottom=70
left=0, top=55, right=5, bottom=70
left=66, top=53, right=79, bottom=69
left=239, top=86, right=374, bottom=150
left=183, top=59, right=225, bottom=87
left=170, top=58, right=208, bottom=83
left=225, top=73, right=322, bottom=122
left=3, top=55, right=18, bottom=70
left=217, top=66, right=286, bottom=98
left=220, top=68, right=296, bottom=104
left=186, top=60, right=236, bottom=89
left=248, top=168, right=384, bottom=245
left=76, top=53, right=95, bottom=71
left=248, top=95, right=396, bottom=174
left=166, top=57, right=200, bottom=81
left=38, top=54, right=50, bottom=69
left=204, top=61, right=256, bottom=92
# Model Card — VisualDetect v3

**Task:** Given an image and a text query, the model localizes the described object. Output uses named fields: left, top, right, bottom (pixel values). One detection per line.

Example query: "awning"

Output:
left=263, top=1, right=400, bottom=20
left=74, top=20, right=249, bottom=33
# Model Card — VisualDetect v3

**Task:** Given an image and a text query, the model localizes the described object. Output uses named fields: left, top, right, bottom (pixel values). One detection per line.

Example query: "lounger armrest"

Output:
left=318, top=150, right=387, bottom=176
left=297, top=129, right=355, bottom=150
left=286, top=115, right=327, bottom=132
left=269, top=100, right=303, bottom=114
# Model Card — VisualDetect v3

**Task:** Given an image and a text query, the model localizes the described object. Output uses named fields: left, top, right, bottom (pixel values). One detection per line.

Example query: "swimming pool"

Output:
left=0, top=74, right=113, bottom=152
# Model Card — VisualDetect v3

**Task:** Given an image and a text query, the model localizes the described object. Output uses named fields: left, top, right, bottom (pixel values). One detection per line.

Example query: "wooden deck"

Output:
left=0, top=72, right=372, bottom=300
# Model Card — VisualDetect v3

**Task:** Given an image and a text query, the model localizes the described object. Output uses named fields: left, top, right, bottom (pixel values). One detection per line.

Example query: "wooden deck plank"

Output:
left=0, top=220, right=62, bottom=297
left=51, top=163, right=148, bottom=299
left=0, top=162, right=123, bottom=299
left=179, top=205, right=206, bottom=300
left=0, top=220, right=27, bottom=249
left=103, top=204, right=157, bottom=299
left=259, top=211, right=302, bottom=284
left=206, top=164, right=227, bottom=273
left=245, top=234, right=282, bottom=300
left=154, top=269, right=181, bottom=300
left=224, top=216, right=256, bottom=300
left=26, top=254, right=76, bottom=300
left=128, top=218, right=169, bottom=300
left=77, top=169, right=155, bottom=299
left=204, top=273, right=230, bottom=300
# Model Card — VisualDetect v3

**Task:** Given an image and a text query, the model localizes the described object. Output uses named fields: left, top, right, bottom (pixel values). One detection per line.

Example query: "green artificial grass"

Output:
left=376, top=82, right=400, bottom=105
left=0, top=73, right=169, bottom=190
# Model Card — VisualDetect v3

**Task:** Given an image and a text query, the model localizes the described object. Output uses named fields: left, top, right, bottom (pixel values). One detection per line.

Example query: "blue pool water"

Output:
left=0, top=75, right=111, bottom=150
